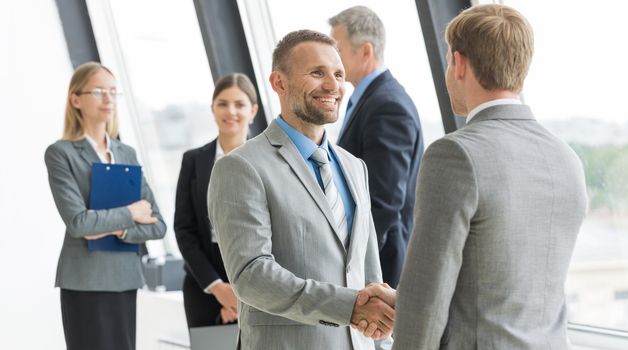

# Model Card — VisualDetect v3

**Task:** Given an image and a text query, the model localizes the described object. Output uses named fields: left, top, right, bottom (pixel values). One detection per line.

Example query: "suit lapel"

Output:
left=196, top=140, right=216, bottom=226
left=338, top=70, right=390, bottom=144
left=109, top=138, right=125, bottom=163
left=265, top=121, right=346, bottom=248
left=333, top=147, right=362, bottom=261
left=76, top=136, right=128, bottom=165
left=73, top=138, right=100, bottom=166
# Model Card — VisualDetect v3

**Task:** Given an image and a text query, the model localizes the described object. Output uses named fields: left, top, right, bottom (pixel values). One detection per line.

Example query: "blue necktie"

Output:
left=339, top=99, right=354, bottom=140
left=345, top=99, right=353, bottom=118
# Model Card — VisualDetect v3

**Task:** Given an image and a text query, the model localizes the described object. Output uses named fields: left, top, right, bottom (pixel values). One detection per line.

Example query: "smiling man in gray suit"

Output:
left=208, top=29, right=394, bottom=350
left=371, top=4, right=588, bottom=349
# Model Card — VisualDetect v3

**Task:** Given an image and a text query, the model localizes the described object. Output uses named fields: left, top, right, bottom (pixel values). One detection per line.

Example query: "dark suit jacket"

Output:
left=338, top=70, right=424, bottom=288
left=174, top=139, right=228, bottom=290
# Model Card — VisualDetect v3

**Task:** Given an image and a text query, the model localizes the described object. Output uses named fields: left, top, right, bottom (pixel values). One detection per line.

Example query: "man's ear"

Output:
left=453, top=51, right=466, bottom=80
left=361, top=42, right=374, bottom=60
left=269, top=71, right=286, bottom=96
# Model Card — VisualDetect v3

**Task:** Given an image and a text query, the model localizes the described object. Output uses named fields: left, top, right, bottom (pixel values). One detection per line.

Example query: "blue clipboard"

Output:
left=88, top=163, right=141, bottom=253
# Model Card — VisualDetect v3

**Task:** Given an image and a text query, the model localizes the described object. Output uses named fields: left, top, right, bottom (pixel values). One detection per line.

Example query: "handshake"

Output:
left=350, top=282, right=397, bottom=340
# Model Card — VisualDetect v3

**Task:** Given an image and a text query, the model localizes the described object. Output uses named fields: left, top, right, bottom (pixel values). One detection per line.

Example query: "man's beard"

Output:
left=289, top=91, right=338, bottom=126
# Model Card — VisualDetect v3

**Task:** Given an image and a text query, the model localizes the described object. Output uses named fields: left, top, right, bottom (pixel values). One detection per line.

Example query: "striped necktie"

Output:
left=310, top=148, right=349, bottom=246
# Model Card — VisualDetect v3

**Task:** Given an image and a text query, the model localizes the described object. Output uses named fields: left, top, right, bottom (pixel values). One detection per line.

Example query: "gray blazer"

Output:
left=45, top=138, right=166, bottom=291
left=393, top=105, right=587, bottom=349
left=208, top=120, right=382, bottom=350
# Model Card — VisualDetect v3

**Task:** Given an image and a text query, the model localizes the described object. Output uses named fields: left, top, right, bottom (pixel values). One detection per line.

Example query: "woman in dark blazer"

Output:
left=174, top=73, right=258, bottom=327
left=44, top=62, right=167, bottom=350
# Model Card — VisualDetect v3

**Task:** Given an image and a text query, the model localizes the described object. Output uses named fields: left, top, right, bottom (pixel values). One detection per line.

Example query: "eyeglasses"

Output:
left=76, top=88, right=122, bottom=99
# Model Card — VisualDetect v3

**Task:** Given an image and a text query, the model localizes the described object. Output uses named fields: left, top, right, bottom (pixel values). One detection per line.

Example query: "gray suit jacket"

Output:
left=45, top=138, right=166, bottom=291
left=208, top=120, right=382, bottom=350
left=393, top=105, right=587, bottom=349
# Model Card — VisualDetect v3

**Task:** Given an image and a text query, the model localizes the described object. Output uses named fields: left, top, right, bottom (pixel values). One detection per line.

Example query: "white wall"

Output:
left=0, top=1, right=72, bottom=348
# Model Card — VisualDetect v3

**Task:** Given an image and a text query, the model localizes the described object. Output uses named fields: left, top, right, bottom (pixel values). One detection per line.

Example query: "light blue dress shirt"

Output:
left=276, top=116, right=355, bottom=236
left=339, top=67, right=388, bottom=138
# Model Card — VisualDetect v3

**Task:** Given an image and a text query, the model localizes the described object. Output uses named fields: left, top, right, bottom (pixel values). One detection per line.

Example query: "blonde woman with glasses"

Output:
left=44, top=62, right=166, bottom=350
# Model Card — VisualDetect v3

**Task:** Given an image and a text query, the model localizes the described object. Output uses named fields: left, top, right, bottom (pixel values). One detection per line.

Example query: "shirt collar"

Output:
left=85, top=133, right=111, bottom=152
left=349, top=66, right=387, bottom=106
left=215, top=139, right=225, bottom=160
left=275, top=116, right=330, bottom=161
left=85, top=133, right=114, bottom=163
left=466, top=98, right=523, bottom=122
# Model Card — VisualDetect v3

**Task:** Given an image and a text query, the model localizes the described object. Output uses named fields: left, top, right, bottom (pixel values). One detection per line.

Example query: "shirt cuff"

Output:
left=204, top=279, right=223, bottom=294
left=119, top=229, right=128, bottom=240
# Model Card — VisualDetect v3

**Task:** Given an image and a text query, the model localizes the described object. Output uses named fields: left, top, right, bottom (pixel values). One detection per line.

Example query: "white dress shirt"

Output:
left=85, top=133, right=115, bottom=163
left=466, top=98, right=522, bottom=122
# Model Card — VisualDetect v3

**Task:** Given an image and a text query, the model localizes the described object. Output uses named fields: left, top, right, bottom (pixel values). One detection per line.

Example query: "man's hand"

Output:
left=220, top=306, right=238, bottom=324
left=353, top=283, right=398, bottom=338
left=127, top=200, right=158, bottom=224
left=351, top=294, right=395, bottom=340
left=356, top=283, right=397, bottom=307
left=211, top=282, right=238, bottom=316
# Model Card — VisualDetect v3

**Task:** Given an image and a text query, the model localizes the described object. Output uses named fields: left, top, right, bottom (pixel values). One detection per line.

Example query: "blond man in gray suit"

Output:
left=208, top=30, right=394, bottom=350
left=355, top=4, right=588, bottom=349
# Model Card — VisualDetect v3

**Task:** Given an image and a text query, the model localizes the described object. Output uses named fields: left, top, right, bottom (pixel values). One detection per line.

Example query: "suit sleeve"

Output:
left=45, top=143, right=135, bottom=238
left=174, top=151, right=221, bottom=288
left=120, top=147, right=167, bottom=243
left=208, top=154, right=359, bottom=326
left=361, top=100, right=421, bottom=247
left=393, top=138, right=478, bottom=349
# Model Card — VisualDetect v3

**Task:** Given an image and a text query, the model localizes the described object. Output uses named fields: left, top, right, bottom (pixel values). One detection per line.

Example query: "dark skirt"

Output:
left=60, top=289, right=137, bottom=350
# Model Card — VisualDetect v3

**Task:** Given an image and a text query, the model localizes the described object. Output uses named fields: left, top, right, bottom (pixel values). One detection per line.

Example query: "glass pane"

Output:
left=259, top=0, right=444, bottom=145
left=504, top=0, right=628, bottom=330
left=90, top=0, right=216, bottom=255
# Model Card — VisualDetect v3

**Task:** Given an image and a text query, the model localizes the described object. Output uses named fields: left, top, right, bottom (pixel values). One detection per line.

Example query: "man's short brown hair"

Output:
left=272, top=29, right=337, bottom=72
left=446, top=4, right=534, bottom=92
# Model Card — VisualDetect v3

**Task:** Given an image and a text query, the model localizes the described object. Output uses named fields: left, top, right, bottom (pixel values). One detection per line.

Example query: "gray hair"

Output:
left=328, top=6, right=386, bottom=61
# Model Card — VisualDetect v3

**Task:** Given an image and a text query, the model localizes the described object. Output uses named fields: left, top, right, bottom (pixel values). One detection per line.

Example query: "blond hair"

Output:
left=62, top=62, right=119, bottom=140
left=446, top=4, right=534, bottom=92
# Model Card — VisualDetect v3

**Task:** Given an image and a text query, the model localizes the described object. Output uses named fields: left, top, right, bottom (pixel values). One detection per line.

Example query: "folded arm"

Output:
left=44, top=144, right=165, bottom=242
left=45, top=144, right=135, bottom=238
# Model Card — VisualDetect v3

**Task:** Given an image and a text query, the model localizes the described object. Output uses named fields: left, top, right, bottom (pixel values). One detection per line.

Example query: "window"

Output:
left=87, top=0, right=217, bottom=256
left=498, top=0, right=628, bottom=331
left=239, top=0, right=444, bottom=145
